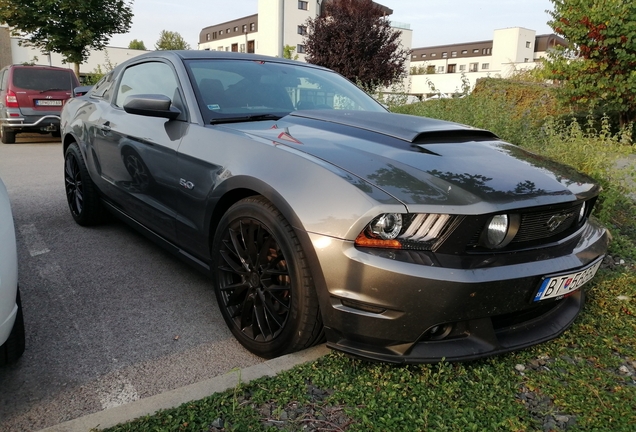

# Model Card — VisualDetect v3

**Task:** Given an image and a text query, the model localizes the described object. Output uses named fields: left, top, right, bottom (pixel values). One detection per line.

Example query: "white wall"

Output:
left=258, top=0, right=284, bottom=57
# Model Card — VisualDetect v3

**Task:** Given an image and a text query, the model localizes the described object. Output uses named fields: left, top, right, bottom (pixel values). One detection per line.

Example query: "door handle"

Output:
left=99, top=121, right=111, bottom=132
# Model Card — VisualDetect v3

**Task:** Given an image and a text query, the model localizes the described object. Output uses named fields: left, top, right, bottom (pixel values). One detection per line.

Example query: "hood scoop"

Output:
left=289, top=110, right=498, bottom=143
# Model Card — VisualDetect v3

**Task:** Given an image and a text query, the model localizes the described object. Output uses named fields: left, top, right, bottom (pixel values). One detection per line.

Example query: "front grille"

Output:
left=512, top=204, right=582, bottom=243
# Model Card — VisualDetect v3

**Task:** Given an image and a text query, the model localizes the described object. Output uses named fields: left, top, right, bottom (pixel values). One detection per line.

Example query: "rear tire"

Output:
left=64, top=143, right=105, bottom=226
left=0, top=288, right=25, bottom=366
left=212, top=196, right=323, bottom=358
left=1, top=127, right=16, bottom=144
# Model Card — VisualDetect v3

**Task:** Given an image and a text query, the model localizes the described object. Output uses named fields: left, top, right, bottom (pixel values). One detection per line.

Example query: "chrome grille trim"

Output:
left=400, top=214, right=452, bottom=242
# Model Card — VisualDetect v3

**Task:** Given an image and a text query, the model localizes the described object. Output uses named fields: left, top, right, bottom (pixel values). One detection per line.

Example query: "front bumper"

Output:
left=309, top=219, right=609, bottom=363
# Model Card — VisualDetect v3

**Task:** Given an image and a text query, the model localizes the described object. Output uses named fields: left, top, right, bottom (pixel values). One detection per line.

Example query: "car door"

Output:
left=93, top=60, right=188, bottom=243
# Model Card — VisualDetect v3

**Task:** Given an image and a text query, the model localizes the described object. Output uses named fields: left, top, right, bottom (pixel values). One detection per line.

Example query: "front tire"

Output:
left=0, top=288, right=25, bottom=366
left=64, top=143, right=104, bottom=226
left=212, top=196, right=323, bottom=358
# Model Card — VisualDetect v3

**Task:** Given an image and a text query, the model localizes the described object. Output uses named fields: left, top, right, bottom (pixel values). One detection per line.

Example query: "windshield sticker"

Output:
left=207, top=104, right=221, bottom=110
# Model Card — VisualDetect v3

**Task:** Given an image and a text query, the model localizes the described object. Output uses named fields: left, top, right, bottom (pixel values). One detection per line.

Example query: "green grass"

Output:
left=103, top=84, right=636, bottom=432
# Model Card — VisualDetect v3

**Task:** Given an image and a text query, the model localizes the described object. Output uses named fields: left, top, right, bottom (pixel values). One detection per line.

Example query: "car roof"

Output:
left=122, top=50, right=331, bottom=72
left=3, top=64, right=75, bottom=72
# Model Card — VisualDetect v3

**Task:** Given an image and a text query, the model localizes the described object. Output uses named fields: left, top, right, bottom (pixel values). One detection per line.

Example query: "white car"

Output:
left=0, top=177, right=24, bottom=365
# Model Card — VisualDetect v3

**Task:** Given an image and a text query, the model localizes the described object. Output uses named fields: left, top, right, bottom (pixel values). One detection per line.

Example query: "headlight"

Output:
left=369, top=213, right=403, bottom=240
left=481, top=214, right=519, bottom=249
left=356, top=213, right=454, bottom=249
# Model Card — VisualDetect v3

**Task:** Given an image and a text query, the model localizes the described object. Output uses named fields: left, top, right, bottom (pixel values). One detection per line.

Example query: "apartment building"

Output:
left=409, top=27, right=566, bottom=97
left=198, top=0, right=411, bottom=64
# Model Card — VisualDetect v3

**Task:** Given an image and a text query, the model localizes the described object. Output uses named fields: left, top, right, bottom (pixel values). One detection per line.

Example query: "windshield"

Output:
left=12, top=67, right=75, bottom=91
left=184, top=59, right=387, bottom=123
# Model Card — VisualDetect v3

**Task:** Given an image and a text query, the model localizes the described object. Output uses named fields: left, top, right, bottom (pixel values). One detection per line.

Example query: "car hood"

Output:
left=223, top=110, right=599, bottom=212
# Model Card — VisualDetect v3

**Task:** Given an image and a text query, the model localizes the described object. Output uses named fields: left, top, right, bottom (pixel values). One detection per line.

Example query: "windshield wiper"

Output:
left=39, top=88, right=68, bottom=93
left=210, top=114, right=282, bottom=125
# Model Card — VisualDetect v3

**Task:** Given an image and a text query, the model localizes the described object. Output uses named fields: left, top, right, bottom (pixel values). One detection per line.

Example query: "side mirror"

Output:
left=74, top=86, right=93, bottom=97
left=123, top=94, right=181, bottom=120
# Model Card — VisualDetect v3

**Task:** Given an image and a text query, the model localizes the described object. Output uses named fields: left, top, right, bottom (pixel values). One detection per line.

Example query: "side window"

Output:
left=115, top=62, right=180, bottom=108
left=0, top=70, right=5, bottom=91
left=91, top=72, right=114, bottom=100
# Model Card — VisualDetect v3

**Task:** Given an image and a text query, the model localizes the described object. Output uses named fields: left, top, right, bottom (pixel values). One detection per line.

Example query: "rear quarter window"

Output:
left=12, top=68, right=76, bottom=92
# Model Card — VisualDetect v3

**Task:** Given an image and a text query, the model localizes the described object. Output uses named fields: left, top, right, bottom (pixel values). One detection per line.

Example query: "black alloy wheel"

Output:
left=213, top=197, right=323, bottom=358
left=64, top=143, right=104, bottom=226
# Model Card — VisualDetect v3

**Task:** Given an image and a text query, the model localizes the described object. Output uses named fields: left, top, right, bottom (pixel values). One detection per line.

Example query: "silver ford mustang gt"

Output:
left=61, top=51, right=608, bottom=363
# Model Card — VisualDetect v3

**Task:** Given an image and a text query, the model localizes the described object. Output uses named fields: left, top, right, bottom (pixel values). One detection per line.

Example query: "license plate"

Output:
left=35, top=100, right=62, bottom=106
left=533, top=257, right=603, bottom=302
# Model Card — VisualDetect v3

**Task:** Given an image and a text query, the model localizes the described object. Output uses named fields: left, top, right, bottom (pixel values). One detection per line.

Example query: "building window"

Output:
left=242, top=24, right=247, bottom=33
left=298, top=25, right=307, bottom=35
left=297, top=44, right=306, bottom=54
left=447, top=64, right=456, bottom=73
left=205, top=33, right=210, bottom=41
left=469, top=62, right=478, bottom=72
left=461, top=50, right=468, bottom=54
left=250, top=23, right=256, bottom=31
left=412, top=55, right=417, bottom=59
left=459, top=64, right=466, bottom=71
left=298, top=1, right=308, bottom=10
left=234, top=26, right=238, bottom=32
left=482, top=48, right=491, bottom=55
left=248, top=40, right=255, bottom=53
left=421, top=54, right=427, bottom=58
left=451, top=51, right=457, bottom=57
left=431, top=53, right=436, bottom=57
left=226, top=28, right=230, bottom=33
left=473, top=49, right=479, bottom=53
left=240, top=43, right=245, bottom=53
left=213, top=31, right=217, bottom=39
left=442, top=52, right=448, bottom=58
left=437, top=66, right=445, bottom=73
left=225, top=47, right=229, bottom=51
left=217, top=46, right=223, bottom=51
left=219, top=30, right=223, bottom=35
left=526, top=41, right=531, bottom=48
left=524, top=58, right=529, bottom=62
left=482, top=63, right=489, bottom=70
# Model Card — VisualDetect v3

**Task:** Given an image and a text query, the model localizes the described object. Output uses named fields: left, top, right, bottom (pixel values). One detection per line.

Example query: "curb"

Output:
left=38, top=344, right=331, bottom=432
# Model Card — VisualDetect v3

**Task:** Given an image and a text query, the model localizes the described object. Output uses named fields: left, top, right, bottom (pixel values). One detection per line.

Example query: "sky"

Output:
left=108, top=0, right=556, bottom=50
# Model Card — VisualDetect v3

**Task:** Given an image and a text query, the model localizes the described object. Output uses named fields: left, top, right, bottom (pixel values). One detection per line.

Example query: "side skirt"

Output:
left=101, top=200, right=212, bottom=276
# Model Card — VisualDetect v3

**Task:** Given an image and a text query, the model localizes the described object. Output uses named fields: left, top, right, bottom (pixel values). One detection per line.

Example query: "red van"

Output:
left=0, top=65, right=79, bottom=144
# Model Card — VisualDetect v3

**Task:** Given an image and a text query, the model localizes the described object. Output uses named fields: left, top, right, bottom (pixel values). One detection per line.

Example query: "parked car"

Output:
left=0, top=64, right=79, bottom=144
left=0, top=176, right=25, bottom=366
left=60, top=51, right=608, bottom=363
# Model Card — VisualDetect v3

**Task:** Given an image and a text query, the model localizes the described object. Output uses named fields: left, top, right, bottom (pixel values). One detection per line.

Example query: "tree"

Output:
left=304, top=0, right=409, bottom=92
left=128, top=39, right=147, bottom=50
left=282, top=44, right=298, bottom=60
left=0, top=0, right=133, bottom=77
left=544, top=0, right=636, bottom=125
left=155, top=30, right=191, bottom=50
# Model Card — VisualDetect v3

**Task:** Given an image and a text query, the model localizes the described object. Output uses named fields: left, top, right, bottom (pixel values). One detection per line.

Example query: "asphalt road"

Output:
left=0, top=135, right=263, bottom=431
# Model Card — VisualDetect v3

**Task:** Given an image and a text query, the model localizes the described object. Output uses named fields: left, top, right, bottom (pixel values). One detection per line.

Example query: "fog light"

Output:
left=486, top=214, right=508, bottom=246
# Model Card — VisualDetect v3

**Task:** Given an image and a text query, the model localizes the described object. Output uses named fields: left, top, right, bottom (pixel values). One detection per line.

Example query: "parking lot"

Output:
left=0, top=136, right=263, bottom=431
